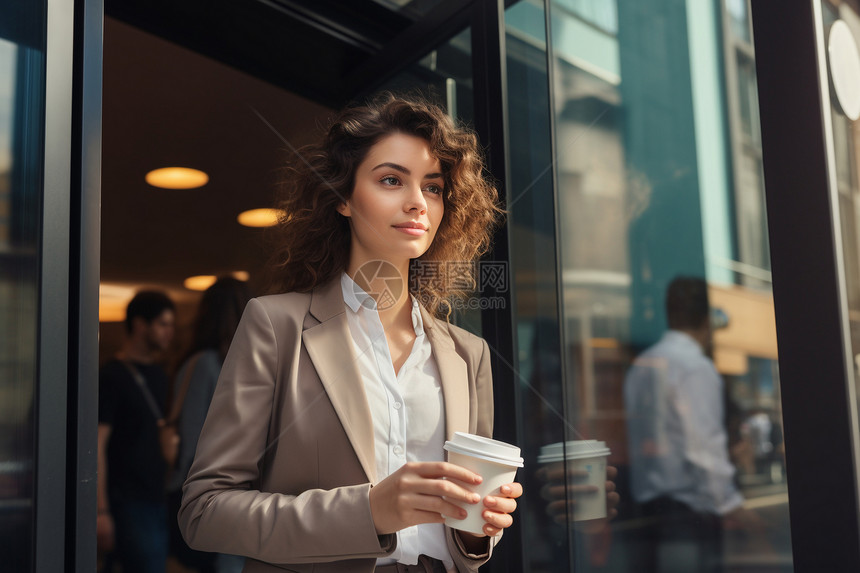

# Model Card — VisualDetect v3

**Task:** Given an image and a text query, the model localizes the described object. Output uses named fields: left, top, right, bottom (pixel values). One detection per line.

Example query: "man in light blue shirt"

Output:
left=624, top=277, right=755, bottom=573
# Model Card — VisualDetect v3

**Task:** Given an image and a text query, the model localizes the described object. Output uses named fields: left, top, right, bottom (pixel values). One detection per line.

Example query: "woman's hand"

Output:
left=455, top=481, right=523, bottom=554
left=469, top=481, right=523, bottom=537
left=369, top=461, right=483, bottom=534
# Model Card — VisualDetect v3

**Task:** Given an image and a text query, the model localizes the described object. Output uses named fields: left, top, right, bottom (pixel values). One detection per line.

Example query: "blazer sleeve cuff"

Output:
left=446, top=527, right=497, bottom=571
left=344, top=482, right=397, bottom=556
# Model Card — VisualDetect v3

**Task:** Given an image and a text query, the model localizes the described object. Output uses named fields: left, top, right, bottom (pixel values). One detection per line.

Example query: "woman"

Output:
left=179, top=95, right=522, bottom=573
left=167, top=277, right=252, bottom=573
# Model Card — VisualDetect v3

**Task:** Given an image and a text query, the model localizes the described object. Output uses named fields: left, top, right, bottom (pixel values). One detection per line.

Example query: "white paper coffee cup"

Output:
left=443, top=432, right=524, bottom=535
left=538, top=440, right=611, bottom=521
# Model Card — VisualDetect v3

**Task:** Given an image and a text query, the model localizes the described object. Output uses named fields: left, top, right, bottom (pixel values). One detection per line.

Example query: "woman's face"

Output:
left=338, top=132, right=445, bottom=268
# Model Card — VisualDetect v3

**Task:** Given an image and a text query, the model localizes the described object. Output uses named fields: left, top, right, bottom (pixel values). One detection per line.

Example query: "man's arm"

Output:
left=675, top=362, right=744, bottom=514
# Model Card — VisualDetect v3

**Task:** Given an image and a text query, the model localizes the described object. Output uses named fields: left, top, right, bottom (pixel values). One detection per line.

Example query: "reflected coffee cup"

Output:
left=538, top=440, right=611, bottom=521
left=443, top=432, right=524, bottom=535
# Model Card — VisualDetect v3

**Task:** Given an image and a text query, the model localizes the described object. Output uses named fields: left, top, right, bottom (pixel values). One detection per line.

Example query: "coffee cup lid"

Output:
left=444, top=432, right=524, bottom=467
left=537, top=440, right=611, bottom=463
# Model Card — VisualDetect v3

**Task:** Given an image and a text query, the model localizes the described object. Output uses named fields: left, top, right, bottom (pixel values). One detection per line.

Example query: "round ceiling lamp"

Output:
left=145, top=167, right=209, bottom=189
left=237, top=208, right=285, bottom=228
left=184, top=275, right=217, bottom=291
left=184, top=271, right=251, bottom=291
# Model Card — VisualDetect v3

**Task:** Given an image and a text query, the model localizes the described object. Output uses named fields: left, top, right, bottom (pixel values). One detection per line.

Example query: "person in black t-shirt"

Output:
left=97, top=290, right=176, bottom=573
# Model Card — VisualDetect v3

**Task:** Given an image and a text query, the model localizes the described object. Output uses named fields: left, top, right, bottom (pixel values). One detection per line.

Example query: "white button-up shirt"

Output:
left=624, top=330, right=744, bottom=515
left=340, top=274, right=453, bottom=569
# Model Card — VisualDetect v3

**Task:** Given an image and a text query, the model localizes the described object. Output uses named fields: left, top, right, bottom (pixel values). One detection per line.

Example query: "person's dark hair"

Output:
left=266, top=93, right=503, bottom=316
left=665, top=276, right=709, bottom=330
left=183, top=277, right=253, bottom=363
left=125, top=290, right=175, bottom=334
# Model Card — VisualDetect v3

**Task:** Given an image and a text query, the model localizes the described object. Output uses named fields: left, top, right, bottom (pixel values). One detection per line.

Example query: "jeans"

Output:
left=109, top=496, right=168, bottom=573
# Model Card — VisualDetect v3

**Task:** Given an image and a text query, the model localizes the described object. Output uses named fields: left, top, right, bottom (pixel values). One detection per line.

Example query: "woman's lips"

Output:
left=393, top=222, right=427, bottom=236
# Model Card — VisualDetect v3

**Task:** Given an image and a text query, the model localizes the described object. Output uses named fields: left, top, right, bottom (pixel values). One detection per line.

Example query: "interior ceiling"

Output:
left=101, top=0, right=469, bottom=305
left=101, top=17, right=334, bottom=299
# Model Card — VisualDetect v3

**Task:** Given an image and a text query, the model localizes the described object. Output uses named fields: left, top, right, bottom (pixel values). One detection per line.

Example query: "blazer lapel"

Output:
left=421, top=306, right=469, bottom=440
left=302, top=279, right=377, bottom=483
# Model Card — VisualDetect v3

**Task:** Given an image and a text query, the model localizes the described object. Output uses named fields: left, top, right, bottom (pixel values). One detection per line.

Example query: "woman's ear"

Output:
left=336, top=201, right=351, bottom=217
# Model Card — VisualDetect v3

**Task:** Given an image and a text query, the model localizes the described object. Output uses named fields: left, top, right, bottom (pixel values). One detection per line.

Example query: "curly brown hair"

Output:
left=266, top=93, right=503, bottom=317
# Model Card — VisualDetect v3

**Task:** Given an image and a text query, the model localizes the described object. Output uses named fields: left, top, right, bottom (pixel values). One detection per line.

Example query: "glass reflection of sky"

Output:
left=0, top=39, right=13, bottom=174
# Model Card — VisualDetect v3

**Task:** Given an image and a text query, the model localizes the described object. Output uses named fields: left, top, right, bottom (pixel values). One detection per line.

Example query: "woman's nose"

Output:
left=404, top=185, right=427, bottom=213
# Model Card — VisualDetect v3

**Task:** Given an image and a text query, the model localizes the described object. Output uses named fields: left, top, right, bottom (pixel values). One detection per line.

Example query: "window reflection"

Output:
left=0, top=10, right=45, bottom=571
left=506, top=0, right=791, bottom=571
left=825, top=0, right=860, bottom=493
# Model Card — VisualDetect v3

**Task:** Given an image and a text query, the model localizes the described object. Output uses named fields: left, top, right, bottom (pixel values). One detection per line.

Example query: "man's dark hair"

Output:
left=125, top=290, right=175, bottom=333
left=665, top=276, right=709, bottom=330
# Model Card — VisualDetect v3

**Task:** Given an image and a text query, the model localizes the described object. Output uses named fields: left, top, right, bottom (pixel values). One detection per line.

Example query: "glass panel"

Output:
left=377, top=27, right=473, bottom=126
left=825, top=0, right=860, bottom=475
left=503, top=0, right=571, bottom=570
left=504, top=0, right=793, bottom=571
left=725, top=0, right=752, bottom=43
left=377, top=27, right=482, bottom=332
left=0, top=3, right=46, bottom=571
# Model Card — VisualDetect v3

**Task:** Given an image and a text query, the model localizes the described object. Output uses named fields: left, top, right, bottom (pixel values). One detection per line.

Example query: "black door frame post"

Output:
left=751, top=1, right=860, bottom=570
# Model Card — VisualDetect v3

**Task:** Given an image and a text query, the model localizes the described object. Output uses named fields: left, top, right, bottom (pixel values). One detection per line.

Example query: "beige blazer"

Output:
left=179, top=278, right=498, bottom=573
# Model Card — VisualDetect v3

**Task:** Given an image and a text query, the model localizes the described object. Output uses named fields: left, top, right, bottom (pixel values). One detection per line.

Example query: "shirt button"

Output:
left=393, top=445, right=404, bottom=456
left=393, top=401, right=402, bottom=410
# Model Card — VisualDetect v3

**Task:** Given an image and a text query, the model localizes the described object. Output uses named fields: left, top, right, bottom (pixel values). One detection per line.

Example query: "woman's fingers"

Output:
left=477, top=481, right=523, bottom=535
left=415, top=461, right=482, bottom=484
left=483, top=494, right=517, bottom=514
left=370, top=462, right=485, bottom=533
left=481, top=508, right=514, bottom=532
left=498, top=482, right=523, bottom=499
left=370, top=464, right=523, bottom=536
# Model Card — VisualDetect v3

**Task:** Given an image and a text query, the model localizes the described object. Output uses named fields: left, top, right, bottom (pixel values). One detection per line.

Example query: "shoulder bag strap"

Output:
left=167, top=353, right=202, bottom=424
left=121, top=360, right=164, bottom=420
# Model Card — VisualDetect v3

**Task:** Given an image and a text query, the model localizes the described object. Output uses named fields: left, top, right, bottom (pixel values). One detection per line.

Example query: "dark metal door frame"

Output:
left=36, top=0, right=103, bottom=571
left=751, top=1, right=860, bottom=569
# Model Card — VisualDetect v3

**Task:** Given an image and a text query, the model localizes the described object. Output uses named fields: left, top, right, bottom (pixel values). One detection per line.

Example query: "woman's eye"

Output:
left=380, top=176, right=401, bottom=186
left=424, top=184, right=443, bottom=195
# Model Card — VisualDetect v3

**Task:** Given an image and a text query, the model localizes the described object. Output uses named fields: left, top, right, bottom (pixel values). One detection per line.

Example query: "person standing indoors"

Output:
left=166, top=277, right=252, bottom=573
left=97, top=290, right=176, bottom=573
left=179, top=94, right=523, bottom=573
left=624, top=276, right=759, bottom=573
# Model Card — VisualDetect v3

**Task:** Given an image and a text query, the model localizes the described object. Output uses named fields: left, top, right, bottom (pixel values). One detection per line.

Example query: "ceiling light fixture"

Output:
left=184, top=271, right=251, bottom=291
left=184, top=275, right=217, bottom=291
left=99, top=283, right=138, bottom=322
left=145, top=167, right=209, bottom=189
left=237, top=208, right=284, bottom=228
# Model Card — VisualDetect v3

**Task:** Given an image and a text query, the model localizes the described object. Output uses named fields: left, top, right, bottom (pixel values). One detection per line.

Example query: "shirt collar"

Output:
left=341, top=272, right=425, bottom=337
left=410, top=297, right=425, bottom=337
left=664, top=329, right=704, bottom=354
left=341, top=272, right=375, bottom=312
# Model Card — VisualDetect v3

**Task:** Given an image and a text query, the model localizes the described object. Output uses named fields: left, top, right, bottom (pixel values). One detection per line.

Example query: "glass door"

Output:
left=503, top=0, right=793, bottom=570
left=0, top=3, right=46, bottom=570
